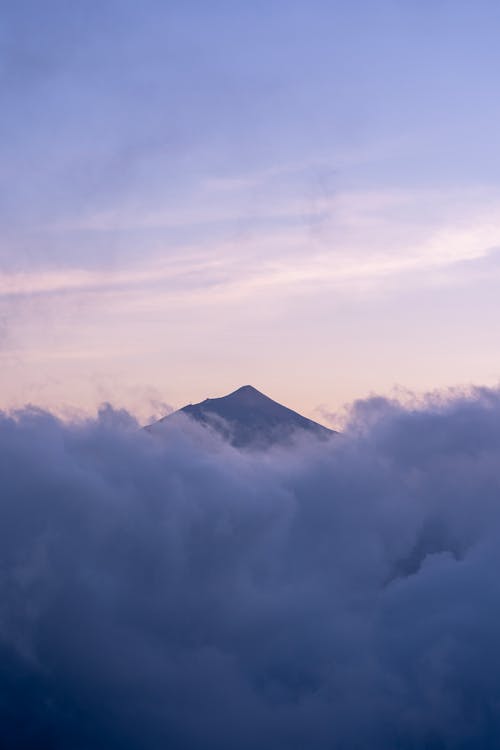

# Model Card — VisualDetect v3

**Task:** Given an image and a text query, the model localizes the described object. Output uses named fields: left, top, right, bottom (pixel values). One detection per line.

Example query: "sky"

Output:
left=2, top=0, right=500, bottom=422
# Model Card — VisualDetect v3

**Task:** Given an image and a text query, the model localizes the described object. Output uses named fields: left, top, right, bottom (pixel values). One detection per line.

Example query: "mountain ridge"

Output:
left=147, top=385, right=335, bottom=448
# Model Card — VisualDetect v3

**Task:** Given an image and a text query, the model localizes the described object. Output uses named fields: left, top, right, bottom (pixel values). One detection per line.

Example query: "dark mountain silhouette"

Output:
left=147, top=385, right=335, bottom=448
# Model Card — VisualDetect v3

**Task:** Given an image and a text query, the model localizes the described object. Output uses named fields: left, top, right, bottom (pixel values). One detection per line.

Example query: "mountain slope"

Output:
left=147, top=385, right=335, bottom=448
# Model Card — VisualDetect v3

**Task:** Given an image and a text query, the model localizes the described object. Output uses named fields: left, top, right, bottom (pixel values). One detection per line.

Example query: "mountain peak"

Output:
left=148, top=385, right=336, bottom=449
left=204, top=384, right=261, bottom=400
left=224, top=384, right=269, bottom=401
left=233, top=384, right=259, bottom=394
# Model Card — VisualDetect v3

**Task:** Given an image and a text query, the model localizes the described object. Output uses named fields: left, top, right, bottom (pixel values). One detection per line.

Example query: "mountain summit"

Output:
left=147, top=385, right=335, bottom=448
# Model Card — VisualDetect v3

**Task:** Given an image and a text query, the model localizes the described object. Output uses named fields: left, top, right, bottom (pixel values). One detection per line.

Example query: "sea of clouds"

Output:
left=2, top=389, right=500, bottom=748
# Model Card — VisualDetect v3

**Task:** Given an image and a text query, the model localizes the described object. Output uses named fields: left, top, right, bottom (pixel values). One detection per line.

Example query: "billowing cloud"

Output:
left=2, top=390, right=500, bottom=747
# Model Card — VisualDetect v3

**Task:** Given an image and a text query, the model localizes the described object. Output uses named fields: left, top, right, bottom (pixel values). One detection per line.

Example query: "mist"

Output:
left=2, top=390, right=500, bottom=748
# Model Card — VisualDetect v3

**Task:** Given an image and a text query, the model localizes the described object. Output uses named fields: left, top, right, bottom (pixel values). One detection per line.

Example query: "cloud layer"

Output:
left=2, top=390, right=500, bottom=748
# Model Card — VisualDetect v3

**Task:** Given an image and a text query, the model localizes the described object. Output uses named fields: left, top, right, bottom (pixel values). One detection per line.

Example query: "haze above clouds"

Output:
left=3, top=1, right=500, bottom=417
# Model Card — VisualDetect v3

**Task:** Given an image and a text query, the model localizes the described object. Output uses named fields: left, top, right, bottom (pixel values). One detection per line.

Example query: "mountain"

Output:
left=147, top=385, right=336, bottom=448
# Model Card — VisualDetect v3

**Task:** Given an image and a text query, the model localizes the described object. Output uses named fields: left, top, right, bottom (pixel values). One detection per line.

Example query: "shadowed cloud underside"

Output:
left=4, top=389, right=500, bottom=747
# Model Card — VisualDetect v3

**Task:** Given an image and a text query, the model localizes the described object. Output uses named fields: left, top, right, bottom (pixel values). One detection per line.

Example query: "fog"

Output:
left=2, top=390, right=500, bottom=748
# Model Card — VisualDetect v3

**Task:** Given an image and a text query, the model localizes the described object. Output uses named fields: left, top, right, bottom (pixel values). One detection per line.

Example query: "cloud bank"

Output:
left=2, top=391, right=500, bottom=748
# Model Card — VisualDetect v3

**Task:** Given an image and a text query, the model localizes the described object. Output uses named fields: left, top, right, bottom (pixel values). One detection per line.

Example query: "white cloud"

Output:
left=2, top=389, right=500, bottom=747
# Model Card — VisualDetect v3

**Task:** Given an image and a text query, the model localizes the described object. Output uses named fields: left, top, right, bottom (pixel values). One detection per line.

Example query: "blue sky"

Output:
left=2, top=0, right=500, bottom=420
